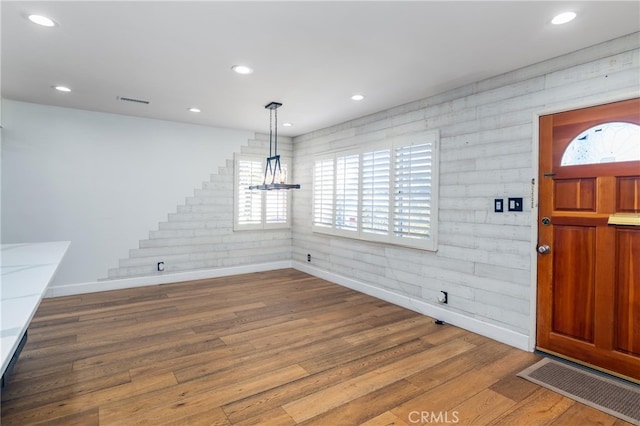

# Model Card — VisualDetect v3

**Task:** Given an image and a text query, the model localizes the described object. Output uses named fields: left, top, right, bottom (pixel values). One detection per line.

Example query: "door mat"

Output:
left=517, top=358, right=640, bottom=424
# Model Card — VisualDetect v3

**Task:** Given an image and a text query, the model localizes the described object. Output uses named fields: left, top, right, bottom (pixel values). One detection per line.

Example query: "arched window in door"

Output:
left=561, top=122, right=640, bottom=166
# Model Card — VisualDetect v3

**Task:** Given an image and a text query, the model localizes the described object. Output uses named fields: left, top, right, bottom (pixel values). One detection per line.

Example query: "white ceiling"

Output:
left=2, top=1, right=639, bottom=137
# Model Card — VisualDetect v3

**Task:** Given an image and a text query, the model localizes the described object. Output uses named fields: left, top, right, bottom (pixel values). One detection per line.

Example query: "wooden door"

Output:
left=537, top=98, right=640, bottom=382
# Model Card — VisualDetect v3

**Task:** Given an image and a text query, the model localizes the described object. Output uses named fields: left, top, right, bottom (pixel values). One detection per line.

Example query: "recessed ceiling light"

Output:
left=54, top=85, right=71, bottom=92
left=351, top=94, right=365, bottom=101
left=188, top=108, right=201, bottom=113
left=231, top=65, right=253, bottom=75
left=282, top=122, right=293, bottom=127
left=28, top=14, right=56, bottom=27
left=552, top=12, right=576, bottom=25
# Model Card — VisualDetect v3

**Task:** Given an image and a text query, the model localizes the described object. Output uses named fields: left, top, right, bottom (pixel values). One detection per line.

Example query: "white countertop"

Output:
left=1, top=241, right=70, bottom=376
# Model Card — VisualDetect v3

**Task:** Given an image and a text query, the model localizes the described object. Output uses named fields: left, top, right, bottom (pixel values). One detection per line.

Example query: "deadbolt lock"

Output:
left=541, top=217, right=551, bottom=225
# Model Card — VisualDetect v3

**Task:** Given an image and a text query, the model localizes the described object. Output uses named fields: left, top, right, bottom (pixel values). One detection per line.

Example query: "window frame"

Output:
left=234, top=153, right=292, bottom=231
left=312, top=130, right=439, bottom=251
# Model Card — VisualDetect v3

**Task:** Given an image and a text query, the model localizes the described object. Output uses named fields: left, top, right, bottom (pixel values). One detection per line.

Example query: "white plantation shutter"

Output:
left=237, top=158, right=263, bottom=226
left=235, top=154, right=291, bottom=230
left=361, top=149, right=390, bottom=235
left=313, top=158, right=334, bottom=227
left=266, top=188, right=287, bottom=224
left=335, top=154, right=359, bottom=231
left=311, top=129, right=439, bottom=251
left=394, top=142, right=432, bottom=239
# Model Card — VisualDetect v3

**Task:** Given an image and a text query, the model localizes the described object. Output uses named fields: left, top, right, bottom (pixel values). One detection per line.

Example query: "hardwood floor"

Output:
left=0, top=269, right=631, bottom=425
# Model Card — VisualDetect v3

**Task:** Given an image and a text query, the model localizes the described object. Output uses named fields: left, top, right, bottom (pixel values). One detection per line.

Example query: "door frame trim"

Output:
left=528, top=91, right=640, bottom=351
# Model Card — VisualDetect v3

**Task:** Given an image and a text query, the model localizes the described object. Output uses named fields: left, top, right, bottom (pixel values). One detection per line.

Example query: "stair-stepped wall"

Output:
left=107, top=133, right=294, bottom=280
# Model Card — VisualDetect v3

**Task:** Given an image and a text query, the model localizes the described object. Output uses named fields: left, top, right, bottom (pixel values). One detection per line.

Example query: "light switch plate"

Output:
left=508, top=197, right=523, bottom=212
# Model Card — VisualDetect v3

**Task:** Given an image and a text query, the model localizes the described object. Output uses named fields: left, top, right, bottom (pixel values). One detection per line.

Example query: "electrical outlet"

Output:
left=157, top=261, right=165, bottom=272
left=307, top=254, right=311, bottom=262
left=438, top=290, right=448, bottom=304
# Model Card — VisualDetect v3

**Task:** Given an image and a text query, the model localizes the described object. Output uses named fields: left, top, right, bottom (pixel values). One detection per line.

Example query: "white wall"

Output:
left=1, top=100, right=254, bottom=287
left=291, top=33, right=640, bottom=348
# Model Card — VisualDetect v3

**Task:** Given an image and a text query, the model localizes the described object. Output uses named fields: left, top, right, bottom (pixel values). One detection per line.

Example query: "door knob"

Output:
left=537, top=244, right=551, bottom=254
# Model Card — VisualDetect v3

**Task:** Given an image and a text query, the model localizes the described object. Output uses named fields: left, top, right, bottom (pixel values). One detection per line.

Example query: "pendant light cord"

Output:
left=274, top=107, right=278, bottom=158
left=269, top=108, right=273, bottom=158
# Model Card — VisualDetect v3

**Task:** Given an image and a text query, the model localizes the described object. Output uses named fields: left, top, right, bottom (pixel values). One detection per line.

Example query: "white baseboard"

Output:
left=293, top=261, right=530, bottom=351
left=46, top=260, right=292, bottom=297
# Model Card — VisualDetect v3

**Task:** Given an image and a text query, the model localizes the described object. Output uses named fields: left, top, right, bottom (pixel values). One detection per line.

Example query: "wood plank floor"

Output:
left=0, top=269, right=631, bottom=425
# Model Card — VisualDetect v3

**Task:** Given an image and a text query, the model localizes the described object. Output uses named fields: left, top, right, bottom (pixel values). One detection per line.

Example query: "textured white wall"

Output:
left=1, top=100, right=254, bottom=287
left=291, top=34, right=640, bottom=338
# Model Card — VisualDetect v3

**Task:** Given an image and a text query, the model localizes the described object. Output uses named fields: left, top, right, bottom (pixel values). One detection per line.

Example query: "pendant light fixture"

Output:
left=249, top=102, right=301, bottom=190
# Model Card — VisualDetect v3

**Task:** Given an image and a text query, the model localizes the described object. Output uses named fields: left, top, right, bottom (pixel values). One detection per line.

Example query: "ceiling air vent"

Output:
left=117, top=96, right=150, bottom=105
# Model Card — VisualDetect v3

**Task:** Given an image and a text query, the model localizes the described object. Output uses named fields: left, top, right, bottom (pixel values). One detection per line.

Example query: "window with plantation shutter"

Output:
left=266, top=190, right=287, bottom=224
left=394, top=142, right=433, bottom=239
left=236, top=158, right=263, bottom=227
left=336, top=154, right=359, bottom=231
left=361, top=149, right=390, bottom=235
left=234, top=154, right=291, bottom=230
left=312, top=129, right=439, bottom=251
left=313, top=158, right=334, bottom=228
